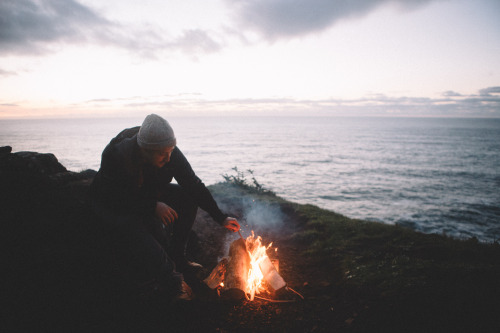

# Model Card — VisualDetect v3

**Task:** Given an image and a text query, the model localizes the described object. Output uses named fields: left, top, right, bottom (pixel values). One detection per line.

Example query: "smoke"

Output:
left=239, top=198, right=284, bottom=235
left=216, top=195, right=285, bottom=259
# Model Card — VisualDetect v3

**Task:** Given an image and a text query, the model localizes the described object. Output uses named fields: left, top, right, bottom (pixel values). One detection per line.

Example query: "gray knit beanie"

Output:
left=137, top=114, right=176, bottom=149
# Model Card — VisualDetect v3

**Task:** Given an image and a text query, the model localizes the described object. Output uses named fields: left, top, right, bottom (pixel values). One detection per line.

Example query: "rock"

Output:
left=0, top=150, right=68, bottom=207
left=0, top=146, right=12, bottom=158
left=0, top=149, right=95, bottom=233
left=11, top=151, right=67, bottom=175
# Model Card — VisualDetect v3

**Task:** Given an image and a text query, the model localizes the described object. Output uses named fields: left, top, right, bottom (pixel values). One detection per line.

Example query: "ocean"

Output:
left=1, top=116, right=499, bottom=242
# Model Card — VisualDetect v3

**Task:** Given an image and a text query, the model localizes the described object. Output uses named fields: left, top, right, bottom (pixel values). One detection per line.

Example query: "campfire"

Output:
left=204, top=231, right=287, bottom=301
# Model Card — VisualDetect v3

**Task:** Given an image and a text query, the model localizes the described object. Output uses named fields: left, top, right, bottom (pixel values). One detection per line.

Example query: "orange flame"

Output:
left=245, top=231, right=273, bottom=300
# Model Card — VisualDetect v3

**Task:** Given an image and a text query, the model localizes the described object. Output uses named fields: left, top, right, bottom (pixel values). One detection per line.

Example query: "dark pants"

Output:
left=91, top=184, right=198, bottom=294
left=157, top=183, right=199, bottom=263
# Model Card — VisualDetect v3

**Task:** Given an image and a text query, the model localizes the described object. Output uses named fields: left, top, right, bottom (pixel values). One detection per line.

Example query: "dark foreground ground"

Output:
left=2, top=148, right=500, bottom=332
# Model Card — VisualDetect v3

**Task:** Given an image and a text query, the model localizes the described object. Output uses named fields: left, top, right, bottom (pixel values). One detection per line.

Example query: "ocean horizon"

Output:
left=1, top=116, right=499, bottom=242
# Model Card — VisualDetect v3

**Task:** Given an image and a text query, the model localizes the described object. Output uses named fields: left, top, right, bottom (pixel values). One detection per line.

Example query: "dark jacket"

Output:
left=90, top=127, right=227, bottom=224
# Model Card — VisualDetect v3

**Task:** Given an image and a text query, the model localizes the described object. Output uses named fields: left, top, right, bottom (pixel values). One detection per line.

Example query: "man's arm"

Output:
left=91, top=143, right=156, bottom=217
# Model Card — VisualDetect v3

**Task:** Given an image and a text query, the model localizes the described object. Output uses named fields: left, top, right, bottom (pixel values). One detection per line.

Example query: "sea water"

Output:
left=1, top=116, right=499, bottom=242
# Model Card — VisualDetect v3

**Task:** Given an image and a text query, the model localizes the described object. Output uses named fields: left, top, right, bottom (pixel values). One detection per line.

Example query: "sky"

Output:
left=0, top=0, right=499, bottom=118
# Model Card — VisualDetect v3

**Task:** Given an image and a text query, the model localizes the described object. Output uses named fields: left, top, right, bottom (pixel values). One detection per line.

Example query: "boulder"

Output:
left=0, top=147, right=67, bottom=178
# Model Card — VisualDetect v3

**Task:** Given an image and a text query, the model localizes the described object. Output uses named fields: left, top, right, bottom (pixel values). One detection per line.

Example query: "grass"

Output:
left=291, top=201, right=500, bottom=298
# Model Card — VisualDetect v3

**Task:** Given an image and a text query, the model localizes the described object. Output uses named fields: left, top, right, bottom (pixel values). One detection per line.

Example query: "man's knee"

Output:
left=160, top=184, right=198, bottom=217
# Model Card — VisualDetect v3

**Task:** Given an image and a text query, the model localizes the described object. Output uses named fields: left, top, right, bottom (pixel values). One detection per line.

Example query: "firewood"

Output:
left=221, top=238, right=250, bottom=300
left=203, top=258, right=228, bottom=289
left=259, top=256, right=286, bottom=291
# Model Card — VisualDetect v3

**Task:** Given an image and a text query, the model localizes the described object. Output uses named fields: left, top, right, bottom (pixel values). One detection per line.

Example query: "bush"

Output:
left=221, top=167, right=273, bottom=195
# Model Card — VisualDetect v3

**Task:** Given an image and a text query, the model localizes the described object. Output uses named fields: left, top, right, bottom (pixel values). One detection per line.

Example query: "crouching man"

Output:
left=90, top=113, right=240, bottom=301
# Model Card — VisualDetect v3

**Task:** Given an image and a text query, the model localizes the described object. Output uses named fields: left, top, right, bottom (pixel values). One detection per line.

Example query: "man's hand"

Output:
left=223, top=217, right=240, bottom=232
left=155, top=202, right=178, bottom=226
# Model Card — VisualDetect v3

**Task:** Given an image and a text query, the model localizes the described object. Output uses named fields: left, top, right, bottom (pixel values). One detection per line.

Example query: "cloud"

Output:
left=224, top=0, right=438, bottom=40
left=479, top=86, right=500, bottom=96
left=442, top=90, right=462, bottom=97
left=0, top=0, right=110, bottom=55
left=0, top=68, right=17, bottom=76
left=70, top=86, right=500, bottom=118
left=0, top=0, right=222, bottom=57
left=0, top=0, right=442, bottom=57
left=3, top=86, right=498, bottom=118
left=167, top=29, right=223, bottom=58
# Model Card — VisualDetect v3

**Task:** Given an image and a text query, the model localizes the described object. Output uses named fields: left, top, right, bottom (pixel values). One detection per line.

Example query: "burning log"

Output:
left=221, top=238, right=250, bottom=300
left=204, top=232, right=289, bottom=302
left=203, top=258, right=228, bottom=289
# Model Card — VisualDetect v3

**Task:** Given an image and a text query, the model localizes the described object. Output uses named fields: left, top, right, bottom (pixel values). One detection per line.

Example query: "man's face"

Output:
left=145, top=146, right=175, bottom=168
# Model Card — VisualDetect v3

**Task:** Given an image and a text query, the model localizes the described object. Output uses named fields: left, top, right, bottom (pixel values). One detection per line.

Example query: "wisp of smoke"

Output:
left=240, top=197, right=284, bottom=233
left=218, top=196, right=285, bottom=259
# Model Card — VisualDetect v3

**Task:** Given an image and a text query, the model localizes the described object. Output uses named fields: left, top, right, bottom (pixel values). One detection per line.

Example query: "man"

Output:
left=90, top=114, right=240, bottom=300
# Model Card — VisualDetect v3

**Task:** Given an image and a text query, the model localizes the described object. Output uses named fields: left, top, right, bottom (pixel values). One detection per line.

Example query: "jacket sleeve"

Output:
left=91, top=144, right=156, bottom=218
left=168, top=148, right=227, bottom=224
